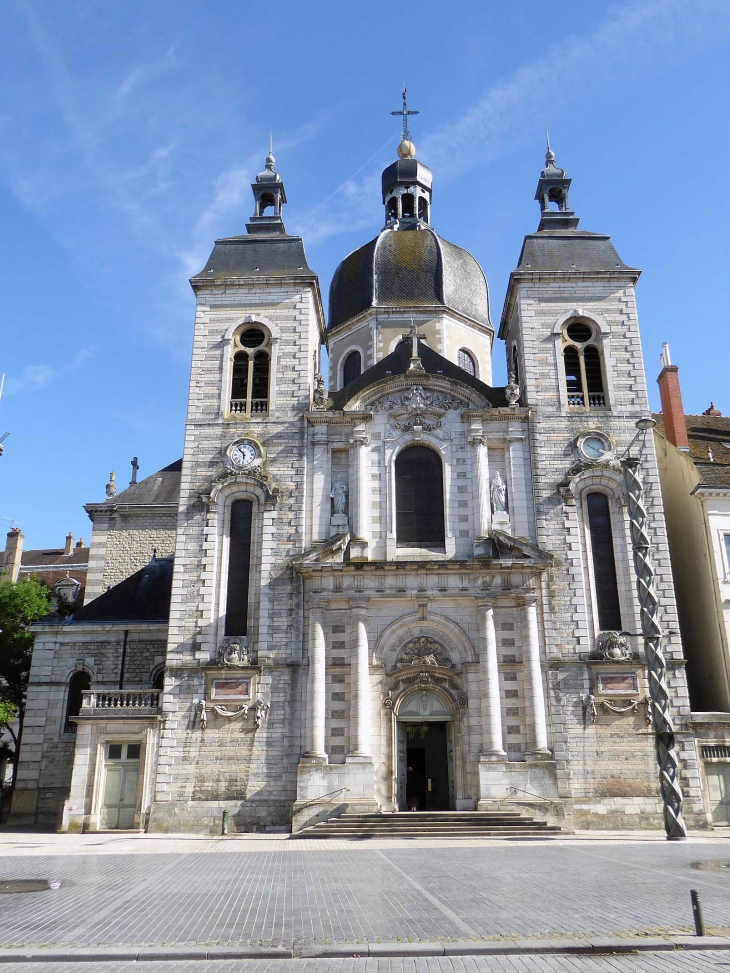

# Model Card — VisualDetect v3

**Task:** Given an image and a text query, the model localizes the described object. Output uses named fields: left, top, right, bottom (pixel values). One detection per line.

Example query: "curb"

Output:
left=1, top=937, right=730, bottom=962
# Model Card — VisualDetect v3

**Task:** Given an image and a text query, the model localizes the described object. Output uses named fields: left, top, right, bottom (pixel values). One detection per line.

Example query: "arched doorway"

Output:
left=396, top=689, right=454, bottom=811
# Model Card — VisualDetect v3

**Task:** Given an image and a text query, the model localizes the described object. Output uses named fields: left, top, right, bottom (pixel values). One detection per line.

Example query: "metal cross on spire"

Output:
left=391, top=86, right=419, bottom=142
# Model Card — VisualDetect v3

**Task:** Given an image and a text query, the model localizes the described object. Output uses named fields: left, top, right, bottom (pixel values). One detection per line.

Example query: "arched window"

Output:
left=259, top=192, right=276, bottom=216
left=225, top=499, right=254, bottom=636
left=418, top=196, right=428, bottom=221
left=386, top=197, right=398, bottom=222
left=458, top=349, right=476, bottom=376
left=401, top=193, right=415, bottom=218
left=395, top=446, right=445, bottom=548
left=562, top=321, right=606, bottom=409
left=152, top=669, right=165, bottom=691
left=511, top=346, right=520, bottom=388
left=230, top=326, right=271, bottom=417
left=585, top=492, right=621, bottom=630
left=342, top=350, right=362, bottom=387
left=65, top=670, right=90, bottom=732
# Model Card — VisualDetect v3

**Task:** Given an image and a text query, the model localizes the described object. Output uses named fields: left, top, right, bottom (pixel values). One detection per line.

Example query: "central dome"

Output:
left=328, top=225, right=491, bottom=332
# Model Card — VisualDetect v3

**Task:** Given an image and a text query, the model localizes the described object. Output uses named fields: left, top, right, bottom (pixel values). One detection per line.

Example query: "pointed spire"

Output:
left=545, top=130, right=555, bottom=165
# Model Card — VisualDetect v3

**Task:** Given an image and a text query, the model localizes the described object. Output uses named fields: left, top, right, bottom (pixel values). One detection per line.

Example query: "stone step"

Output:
left=293, top=810, right=562, bottom=840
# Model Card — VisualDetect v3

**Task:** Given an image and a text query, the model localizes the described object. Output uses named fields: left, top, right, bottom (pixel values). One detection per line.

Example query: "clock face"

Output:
left=230, top=442, right=257, bottom=468
left=581, top=435, right=610, bottom=461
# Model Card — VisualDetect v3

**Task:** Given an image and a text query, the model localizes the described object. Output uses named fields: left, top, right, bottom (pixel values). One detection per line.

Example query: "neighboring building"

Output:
left=11, top=130, right=708, bottom=833
left=1, top=528, right=89, bottom=604
left=653, top=348, right=730, bottom=825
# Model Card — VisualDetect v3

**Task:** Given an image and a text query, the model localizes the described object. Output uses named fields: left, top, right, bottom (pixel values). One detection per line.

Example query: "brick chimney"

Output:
left=64, top=532, right=74, bottom=556
left=657, top=343, right=689, bottom=451
left=3, top=528, right=24, bottom=582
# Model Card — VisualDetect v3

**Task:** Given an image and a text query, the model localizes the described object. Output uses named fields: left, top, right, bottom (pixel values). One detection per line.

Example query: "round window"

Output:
left=566, top=322, right=593, bottom=343
left=239, top=328, right=266, bottom=348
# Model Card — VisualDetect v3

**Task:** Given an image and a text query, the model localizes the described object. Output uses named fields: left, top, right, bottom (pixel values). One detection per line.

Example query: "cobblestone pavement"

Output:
left=2, top=954, right=730, bottom=972
left=2, top=833, right=730, bottom=950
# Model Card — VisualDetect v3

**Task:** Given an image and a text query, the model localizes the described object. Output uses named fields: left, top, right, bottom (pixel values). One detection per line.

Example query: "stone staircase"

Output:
left=291, top=810, right=562, bottom=839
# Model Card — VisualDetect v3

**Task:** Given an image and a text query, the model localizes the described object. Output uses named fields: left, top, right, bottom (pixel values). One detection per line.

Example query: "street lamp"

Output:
left=622, top=416, right=687, bottom=840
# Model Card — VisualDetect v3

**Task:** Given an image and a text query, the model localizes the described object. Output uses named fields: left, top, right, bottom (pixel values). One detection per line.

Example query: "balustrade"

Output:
left=81, top=689, right=161, bottom=715
left=229, top=398, right=268, bottom=417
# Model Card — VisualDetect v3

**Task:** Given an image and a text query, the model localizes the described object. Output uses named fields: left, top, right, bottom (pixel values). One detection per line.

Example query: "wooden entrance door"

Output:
left=705, top=763, right=730, bottom=825
left=101, top=742, right=141, bottom=830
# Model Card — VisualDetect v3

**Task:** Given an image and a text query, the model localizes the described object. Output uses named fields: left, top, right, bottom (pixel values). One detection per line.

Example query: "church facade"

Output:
left=11, top=129, right=709, bottom=833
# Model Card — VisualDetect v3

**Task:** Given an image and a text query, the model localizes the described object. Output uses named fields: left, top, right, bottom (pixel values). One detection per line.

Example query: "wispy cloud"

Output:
left=4, top=346, right=95, bottom=397
left=299, top=0, right=730, bottom=247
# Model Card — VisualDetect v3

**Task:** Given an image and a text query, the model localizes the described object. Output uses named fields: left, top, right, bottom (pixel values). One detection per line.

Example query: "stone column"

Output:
left=523, top=594, right=550, bottom=754
left=506, top=427, right=528, bottom=538
left=349, top=602, right=372, bottom=757
left=469, top=436, right=491, bottom=554
left=304, top=607, right=327, bottom=759
left=350, top=427, right=369, bottom=560
left=477, top=600, right=506, bottom=758
left=311, top=432, right=330, bottom=543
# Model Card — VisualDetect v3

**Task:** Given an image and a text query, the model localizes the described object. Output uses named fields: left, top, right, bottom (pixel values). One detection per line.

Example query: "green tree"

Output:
left=0, top=577, right=52, bottom=758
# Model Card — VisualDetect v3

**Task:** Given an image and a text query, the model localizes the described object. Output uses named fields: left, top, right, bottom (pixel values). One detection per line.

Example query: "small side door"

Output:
left=706, top=763, right=730, bottom=826
left=101, top=743, right=141, bottom=830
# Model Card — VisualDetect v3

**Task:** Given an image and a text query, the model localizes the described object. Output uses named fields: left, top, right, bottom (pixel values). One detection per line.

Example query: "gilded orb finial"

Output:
left=398, top=139, right=416, bottom=159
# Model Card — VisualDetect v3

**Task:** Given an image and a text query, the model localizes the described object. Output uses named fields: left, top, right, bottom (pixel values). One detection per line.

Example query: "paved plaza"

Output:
left=3, top=956, right=730, bottom=973
left=2, top=831, right=730, bottom=970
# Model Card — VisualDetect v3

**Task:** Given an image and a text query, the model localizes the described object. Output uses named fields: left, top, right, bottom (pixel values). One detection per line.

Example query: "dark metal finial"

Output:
left=545, top=130, right=555, bottom=165
left=390, top=85, right=419, bottom=142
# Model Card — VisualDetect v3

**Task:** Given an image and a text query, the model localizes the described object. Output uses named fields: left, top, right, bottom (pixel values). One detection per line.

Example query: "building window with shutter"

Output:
left=342, top=350, right=362, bottom=388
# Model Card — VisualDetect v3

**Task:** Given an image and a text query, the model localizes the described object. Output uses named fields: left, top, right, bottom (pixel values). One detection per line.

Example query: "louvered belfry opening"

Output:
left=585, top=492, right=621, bottom=631
left=395, top=445, right=445, bottom=547
left=225, top=499, right=254, bottom=636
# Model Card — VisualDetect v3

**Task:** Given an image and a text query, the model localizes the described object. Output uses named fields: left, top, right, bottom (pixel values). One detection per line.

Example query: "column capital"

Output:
left=474, top=598, right=496, bottom=612
left=518, top=588, right=539, bottom=608
left=351, top=599, right=371, bottom=613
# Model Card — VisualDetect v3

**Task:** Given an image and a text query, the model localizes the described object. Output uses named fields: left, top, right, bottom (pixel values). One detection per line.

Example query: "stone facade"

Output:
left=11, top=139, right=709, bottom=833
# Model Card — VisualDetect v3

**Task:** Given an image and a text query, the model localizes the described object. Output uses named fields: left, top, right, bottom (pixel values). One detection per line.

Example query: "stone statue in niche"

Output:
left=330, top=481, right=348, bottom=515
left=395, top=636, right=452, bottom=670
left=490, top=471, right=507, bottom=514
left=312, top=373, right=329, bottom=410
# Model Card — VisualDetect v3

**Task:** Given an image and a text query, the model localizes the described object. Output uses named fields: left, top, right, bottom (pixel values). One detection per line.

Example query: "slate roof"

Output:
left=191, top=234, right=316, bottom=282
left=328, top=226, right=491, bottom=331
left=654, top=413, right=730, bottom=487
left=328, top=339, right=508, bottom=411
left=71, top=558, right=173, bottom=623
left=103, top=459, right=182, bottom=506
left=515, top=231, right=637, bottom=274
left=19, top=546, right=90, bottom=568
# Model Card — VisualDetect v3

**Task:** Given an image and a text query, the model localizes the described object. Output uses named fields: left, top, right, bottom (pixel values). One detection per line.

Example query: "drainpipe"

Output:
left=118, top=630, right=129, bottom=690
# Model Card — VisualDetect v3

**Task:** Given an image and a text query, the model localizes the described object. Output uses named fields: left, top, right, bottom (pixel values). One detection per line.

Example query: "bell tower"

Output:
left=534, top=136, right=579, bottom=231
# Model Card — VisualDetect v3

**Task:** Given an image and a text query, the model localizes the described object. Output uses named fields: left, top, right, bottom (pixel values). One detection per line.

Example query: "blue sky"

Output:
left=2, top=0, right=730, bottom=548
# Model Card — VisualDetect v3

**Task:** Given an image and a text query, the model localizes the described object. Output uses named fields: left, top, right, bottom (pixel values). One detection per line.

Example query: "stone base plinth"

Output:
left=477, top=755, right=561, bottom=824
left=292, top=758, right=377, bottom=832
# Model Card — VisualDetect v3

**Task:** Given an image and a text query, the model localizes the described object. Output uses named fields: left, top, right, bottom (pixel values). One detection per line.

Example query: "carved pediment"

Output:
left=394, top=636, right=453, bottom=670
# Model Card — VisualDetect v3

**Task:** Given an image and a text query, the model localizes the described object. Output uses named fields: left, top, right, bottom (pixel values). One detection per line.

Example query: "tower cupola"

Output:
left=534, top=136, right=579, bottom=231
left=247, top=138, right=288, bottom=235
left=383, top=87, right=432, bottom=226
